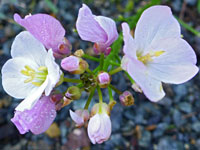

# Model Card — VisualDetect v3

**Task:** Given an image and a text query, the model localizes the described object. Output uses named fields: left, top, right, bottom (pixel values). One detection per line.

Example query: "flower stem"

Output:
left=108, top=86, right=114, bottom=102
left=63, top=77, right=82, bottom=83
left=109, top=84, right=122, bottom=95
left=82, top=54, right=100, bottom=62
left=84, top=88, right=96, bottom=109
left=97, top=86, right=103, bottom=113
left=86, top=68, right=94, bottom=74
left=109, top=60, right=120, bottom=66
left=124, top=71, right=135, bottom=84
left=109, top=66, right=123, bottom=75
left=99, top=53, right=104, bottom=71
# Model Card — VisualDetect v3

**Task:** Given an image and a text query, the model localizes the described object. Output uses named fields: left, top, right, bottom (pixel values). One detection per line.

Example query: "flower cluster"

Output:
left=1, top=4, right=198, bottom=144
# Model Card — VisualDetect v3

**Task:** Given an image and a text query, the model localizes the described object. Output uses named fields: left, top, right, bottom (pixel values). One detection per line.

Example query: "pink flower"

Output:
left=97, top=72, right=111, bottom=88
left=61, top=55, right=88, bottom=74
left=88, top=103, right=111, bottom=144
left=121, top=6, right=199, bottom=102
left=76, top=4, right=118, bottom=55
left=11, top=96, right=56, bottom=134
left=69, top=109, right=89, bottom=127
left=88, top=113, right=111, bottom=144
left=14, top=13, right=71, bottom=58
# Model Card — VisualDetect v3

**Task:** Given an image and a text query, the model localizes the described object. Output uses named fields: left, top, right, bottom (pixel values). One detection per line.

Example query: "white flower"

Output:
left=2, top=31, right=61, bottom=111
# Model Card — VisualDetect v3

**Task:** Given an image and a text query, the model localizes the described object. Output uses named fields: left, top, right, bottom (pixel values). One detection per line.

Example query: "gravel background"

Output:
left=0, top=0, right=200, bottom=150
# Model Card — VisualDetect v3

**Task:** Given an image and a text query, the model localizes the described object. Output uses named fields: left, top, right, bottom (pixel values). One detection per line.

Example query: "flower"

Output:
left=121, top=6, right=199, bottom=102
left=14, top=13, right=71, bottom=58
left=69, top=109, right=89, bottom=127
left=119, top=91, right=134, bottom=106
left=97, top=72, right=111, bottom=88
left=11, top=95, right=56, bottom=134
left=88, top=103, right=111, bottom=144
left=1, top=31, right=61, bottom=111
left=61, top=55, right=88, bottom=74
left=76, top=4, right=118, bottom=55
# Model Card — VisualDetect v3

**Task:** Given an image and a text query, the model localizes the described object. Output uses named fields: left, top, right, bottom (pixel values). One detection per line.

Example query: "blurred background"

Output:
left=1, top=0, right=200, bottom=149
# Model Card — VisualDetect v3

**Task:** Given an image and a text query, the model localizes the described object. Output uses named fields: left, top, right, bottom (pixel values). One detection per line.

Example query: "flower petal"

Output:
left=14, top=13, right=65, bottom=50
left=1, top=57, right=36, bottom=99
left=122, top=22, right=137, bottom=59
left=15, top=76, right=49, bottom=111
left=148, top=38, right=199, bottom=84
left=127, top=58, right=165, bottom=102
left=95, top=16, right=118, bottom=47
left=11, top=31, right=47, bottom=66
left=76, top=4, right=107, bottom=43
left=45, top=49, right=61, bottom=96
left=69, top=110, right=84, bottom=126
left=135, top=6, right=181, bottom=52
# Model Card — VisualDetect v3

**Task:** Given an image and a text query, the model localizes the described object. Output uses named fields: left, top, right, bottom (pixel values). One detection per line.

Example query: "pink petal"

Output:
left=61, top=56, right=80, bottom=72
left=135, top=5, right=181, bottom=52
left=127, top=57, right=165, bottom=102
left=122, top=22, right=137, bottom=59
left=14, top=13, right=65, bottom=53
left=95, top=16, right=118, bottom=48
left=11, top=96, right=56, bottom=134
left=69, top=110, right=84, bottom=126
left=76, top=4, right=107, bottom=43
left=148, top=38, right=199, bottom=84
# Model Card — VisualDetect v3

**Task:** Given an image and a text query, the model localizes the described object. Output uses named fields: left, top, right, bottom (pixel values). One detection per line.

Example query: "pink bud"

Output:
left=119, top=91, right=134, bottom=106
left=61, top=56, right=88, bottom=74
left=61, top=56, right=80, bottom=72
left=69, top=109, right=89, bottom=127
left=11, top=96, right=56, bottom=134
left=88, top=113, right=111, bottom=144
left=97, top=72, right=111, bottom=88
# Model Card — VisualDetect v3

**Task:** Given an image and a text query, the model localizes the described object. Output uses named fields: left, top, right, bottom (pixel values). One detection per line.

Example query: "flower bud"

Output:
left=61, top=55, right=88, bottom=74
left=62, top=96, right=72, bottom=107
left=65, top=86, right=81, bottom=100
left=58, top=38, right=72, bottom=55
left=108, top=100, right=116, bottom=110
left=131, top=83, right=142, bottom=93
left=97, top=72, right=111, bottom=88
left=93, top=43, right=112, bottom=56
left=74, top=49, right=84, bottom=57
left=69, top=109, right=89, bottom=127
left=88, top=103, right=111, bottom=144
left=119, top=91, right=134, bottom=106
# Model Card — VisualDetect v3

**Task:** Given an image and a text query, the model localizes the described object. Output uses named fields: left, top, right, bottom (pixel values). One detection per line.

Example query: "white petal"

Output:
left=2, top=57, right=37, bottom=99
left=11, top=31, right=47, bottom=66
left=45, top=49, right=61, bottom=96
left=15, top=76, right=49, bottom=111
left=69, top=110, right=84, bottom=125
left=148, top=38, right=199, bottom=84
left=127, top=57, right=165, bottom=102
left=135, top=6, right=181, bottom=52
left=121, top=22, right=137, bottom=59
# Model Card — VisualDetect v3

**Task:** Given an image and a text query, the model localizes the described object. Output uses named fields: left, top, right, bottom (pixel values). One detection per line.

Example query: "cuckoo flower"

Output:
left=88, top=103, right=111, bottom=144
left=76, top=4, right=118, bottom=55
left=1, top=31, right=61, bottom=111
left=11, top=95, right=56, bottom=134
left=69, top=109, right=89, bottom=127
left=121, top=6, right=199, bottom=102
left=14, top=13, right=71, bottom=58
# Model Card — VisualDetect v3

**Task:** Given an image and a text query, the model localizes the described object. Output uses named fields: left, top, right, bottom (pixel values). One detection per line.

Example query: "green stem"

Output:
left=109, top=84, right=122, bottom=95
left=86, top=68, right=94, bottom=74
left=108, top=86, right=114, bottom=102
left=97, top=86, right=103, bottom=104
left=82, top=54, right=100, bottom=62
left=99, top=53, right=104, bottom=71
left=110, top=60, right=120, bottom=67
left=63, top=77, right=82, bottom=83
left=84, top=88, right=96, bottom=109
left=124, top=71, right=135, bottom=84
left=93, top=66, right=100, bottom=73
left=109, top=67, right=123, bottom=75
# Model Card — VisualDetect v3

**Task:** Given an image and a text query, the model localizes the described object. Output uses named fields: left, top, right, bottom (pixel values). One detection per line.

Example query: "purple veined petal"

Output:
left=135, top=5, right=181, bottom=52
left=126, top=57, right=165, bottom=102
left=147, top=38, right=199, bottom=84
left=76, top=4, right=107, bottom=43
left=14, top=13, right=65, bottom=53
left=95, top=16, right=118, bottom=47
left=11, top=96, right=56, bottom=135
left=122, top=22, right=137, bottom=59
